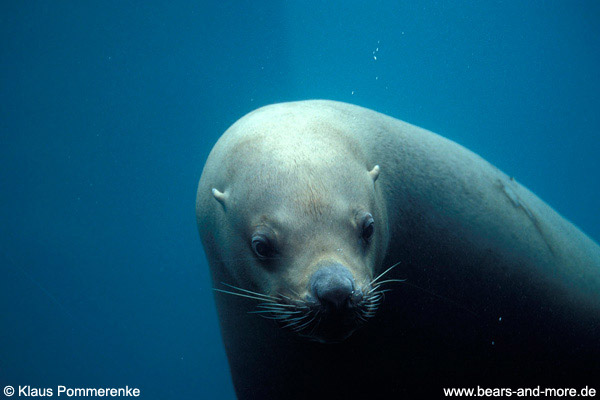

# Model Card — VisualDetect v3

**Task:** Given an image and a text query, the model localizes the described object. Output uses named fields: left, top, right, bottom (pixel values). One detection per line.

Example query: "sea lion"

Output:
left=196, top=100, right=600, bottom=399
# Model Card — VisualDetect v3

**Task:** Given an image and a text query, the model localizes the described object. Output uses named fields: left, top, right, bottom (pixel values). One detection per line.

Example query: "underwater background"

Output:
left=1, top=1, right=598, bottom=399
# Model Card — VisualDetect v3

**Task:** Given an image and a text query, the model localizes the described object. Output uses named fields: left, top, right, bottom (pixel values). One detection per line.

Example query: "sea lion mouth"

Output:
left=297, top=301, right=366, bottom=343
left=266, top=283, right=389, bottom=342
left=213, top=262, right=404, bottom=342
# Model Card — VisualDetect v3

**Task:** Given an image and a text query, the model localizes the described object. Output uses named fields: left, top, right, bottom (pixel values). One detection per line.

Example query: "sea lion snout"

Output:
left=309, top=264, right=358, bottom=309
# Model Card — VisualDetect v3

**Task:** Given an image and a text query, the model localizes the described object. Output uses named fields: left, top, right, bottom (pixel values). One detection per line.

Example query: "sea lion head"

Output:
left=198, top=107, right=391, bottom=343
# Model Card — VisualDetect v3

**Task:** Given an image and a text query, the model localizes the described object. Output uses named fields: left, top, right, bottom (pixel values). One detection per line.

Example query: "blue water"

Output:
left=1, top=1, right=598, bottom=399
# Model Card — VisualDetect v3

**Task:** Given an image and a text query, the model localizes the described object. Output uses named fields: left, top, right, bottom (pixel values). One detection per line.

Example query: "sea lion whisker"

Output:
left=362, top=309, right=376, bottom=315
left=360, top=296, right=382, bottom=313
left=363, top=299, right=381, bottom=307
left=275, top=292, right=310, bottom=308
left=373, top=279, right=406, bottom=286
left=285, top=314, right=311, bottom=323
left=275, top=315, right=297, bottom=321
left=255, top=314, right=277, bottom=320
left=366, top=285, right=382, bottom=294
left=363, top=294, right=379, bottom=302
left=213, top=288, right=277, bottom=302
left=254, top=307, right=293, bottom=314
left=364, top=304, right=379, bottom=312
left=263, top=309, right=303, bottom=315
left=369, top=289, right=385, bottom=295
left=370, top=261, right=402, bottom=285
left=253, top=314, right=289, bottom=320
left=282, top=315, right=310, bottom=329
left=269, top=313, right=301, bottom=321
left=277, top=293, right=294, bottom=301
left=365, top=293, right=383, bottom=302
left=220, top=282, right=280, bottom=301
left=292, top=313, right=318, bottom=332
left=362, top=298, right=383, bottom=310
left=368, top=289, right=389, bottom=299
left=366, top=280, right=404, bottom=296
left=256, top=302, right=299, bottom=309
left=249, top=309, right=303, bottom=315
left=289, top=311, right=315, bottom=329
left=364, top=305, right=379, bottom=312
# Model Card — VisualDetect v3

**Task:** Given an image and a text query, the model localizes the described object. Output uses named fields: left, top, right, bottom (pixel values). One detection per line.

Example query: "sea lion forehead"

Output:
left=225, top=103, right=366, bottom=161
left=231, top=163, right=361, bottom=220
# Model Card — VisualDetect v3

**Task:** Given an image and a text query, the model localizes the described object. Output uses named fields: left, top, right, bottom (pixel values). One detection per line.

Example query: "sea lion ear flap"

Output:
left=212, top=188, right=228, bottom=207
left=369, top=165, right=381, bottom=182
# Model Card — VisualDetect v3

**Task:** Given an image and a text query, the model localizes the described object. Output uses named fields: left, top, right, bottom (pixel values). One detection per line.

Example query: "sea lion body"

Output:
left=196, top=100, right=600, bottom=399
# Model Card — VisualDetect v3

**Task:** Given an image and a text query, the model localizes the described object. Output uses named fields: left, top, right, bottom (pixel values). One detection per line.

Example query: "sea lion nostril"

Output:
left=310, top=264, right=356, bottom=308
left=317, top=280, right=353, bottom=307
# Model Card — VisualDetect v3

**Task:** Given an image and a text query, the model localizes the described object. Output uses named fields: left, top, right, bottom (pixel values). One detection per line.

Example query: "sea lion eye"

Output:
left=362, top=214, right=375, bottom=242
left=252, top=235, right=274, bottom=259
